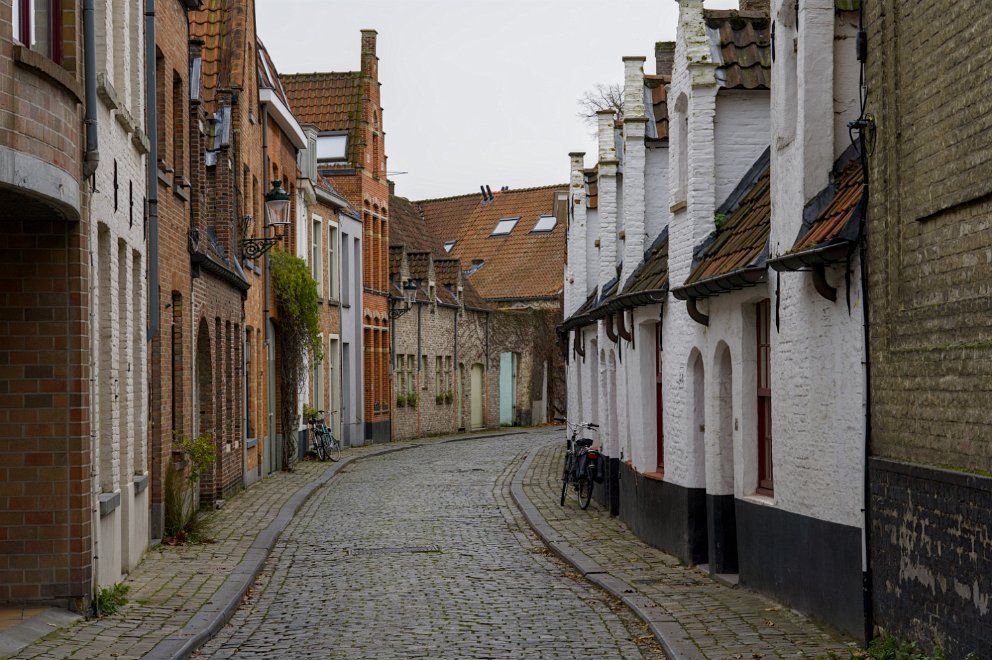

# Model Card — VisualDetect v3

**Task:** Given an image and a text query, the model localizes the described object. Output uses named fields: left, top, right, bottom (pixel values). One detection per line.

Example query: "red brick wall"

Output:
left=0, top=215, right=91, bottom=609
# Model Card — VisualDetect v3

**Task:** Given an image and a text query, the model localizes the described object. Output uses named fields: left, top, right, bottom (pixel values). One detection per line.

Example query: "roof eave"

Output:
left=768, top=240, right=856, bottom=272
left=259, top=88, right=307, bottom=149
left=672, top=265, right=767, bottom=301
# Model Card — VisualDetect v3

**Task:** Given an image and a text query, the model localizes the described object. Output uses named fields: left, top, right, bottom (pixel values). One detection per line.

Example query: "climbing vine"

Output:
left=270, top=248, right=322, bottom=469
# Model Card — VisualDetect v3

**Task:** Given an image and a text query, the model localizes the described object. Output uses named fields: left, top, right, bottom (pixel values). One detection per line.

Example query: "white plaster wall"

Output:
left=339, top=214, right=365, bottom=445
left=90, top=0, right=148, bottom=585
left=644, top=146, right=670, bottom=241
left=714, top=91, right=771, bottom=206
left=628, top=306, right=662, bottom=473
left=833, top=13, right=862, bottom=159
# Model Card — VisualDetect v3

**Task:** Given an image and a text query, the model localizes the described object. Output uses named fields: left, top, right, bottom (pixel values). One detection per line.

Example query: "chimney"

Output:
left=655, top=41, right=675, bottom=77
left=361, top=29, right=377, bottom=56
left=388, top=179, right=395, bottom=196
left=622, top=56, right=647, bottom=120
left=739, top=0, right=770, bottom=12
left=597, top=110, right=617, bottom=163
left=485, top=185, right=493, bottom=199
left=360, top=29, right=378, bottom=78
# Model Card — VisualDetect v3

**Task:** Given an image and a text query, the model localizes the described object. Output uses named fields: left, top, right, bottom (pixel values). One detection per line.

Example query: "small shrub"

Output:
left=854, top=636, right=947, bottom=660
left=92, top=582, right=129, bottom=617
left=164, top=431, right=215, bottom=543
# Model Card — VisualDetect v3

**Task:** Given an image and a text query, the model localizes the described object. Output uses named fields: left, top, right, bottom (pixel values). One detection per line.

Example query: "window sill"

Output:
left=157, top=165, right=173, bottom=189
left=173, top=179, right=190, bottom=202
left=12, top=45, right=83, bottom=103
left=741, top=492, right=775, bottom=507
left=642, top=470, right=665, bottom=482
left=669, top=199, right=687, bottom=214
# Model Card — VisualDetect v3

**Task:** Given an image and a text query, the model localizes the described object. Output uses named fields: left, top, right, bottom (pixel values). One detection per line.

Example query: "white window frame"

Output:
left=312, top=214, right=323, bottom=298
left=531, top=215, right=557, bottom=233
left=328, top=222, right=339, bottom=301
left=491, top=217, right=519, bottom=236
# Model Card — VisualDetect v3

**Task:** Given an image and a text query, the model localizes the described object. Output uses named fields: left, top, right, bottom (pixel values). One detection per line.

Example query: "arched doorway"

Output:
left=195, top=319, right=214, bottom=501
left=709, top=343, right=738, bottom=575
left=689, top=349, right=709, bottom=564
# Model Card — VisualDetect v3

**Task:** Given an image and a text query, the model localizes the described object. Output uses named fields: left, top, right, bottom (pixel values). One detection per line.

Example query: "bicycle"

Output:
left=555, top=417, right=600, bottom=509
left=306, top=410, right=340, bottom=462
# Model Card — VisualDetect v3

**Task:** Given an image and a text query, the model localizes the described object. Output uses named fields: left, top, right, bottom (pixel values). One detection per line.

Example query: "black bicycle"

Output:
left=306, top=410, right=340, bottom=462
left=556, top=417, right=600, bottom=509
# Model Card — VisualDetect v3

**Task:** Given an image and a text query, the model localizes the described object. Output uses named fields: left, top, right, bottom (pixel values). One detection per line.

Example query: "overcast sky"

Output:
left=256, top=0, right=740, bottom=201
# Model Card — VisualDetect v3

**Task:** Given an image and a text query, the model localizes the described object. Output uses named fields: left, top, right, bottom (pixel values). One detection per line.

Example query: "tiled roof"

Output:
left=283, top=72, right=363, bottom=164
left=559, top=287, right=600, bottom=332
left=674, top=148, right=770, bottom=299
left=190, top=0, right=249, bottom=112
left=389, top=245, right=404, bottom=277
left=389, top=195, right=444, bottom=254
left=645, top=75, right=670, bottom=141
left=418, top=185, right=568, bottom=301
left=622, top=227, right=669, bottom=299
left=704, top=10, right=771, bottom=90
left=770, top=147, right=864, bottom=271
left=406, top=251, right=431, bottom=282
left=433, top=258, right=461, bottom=287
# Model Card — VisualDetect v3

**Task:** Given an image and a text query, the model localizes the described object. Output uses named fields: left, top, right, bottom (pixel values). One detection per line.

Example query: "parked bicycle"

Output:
left=554, top=417, right=601, bottom=509
left=305, top=410, right=340, bottom=462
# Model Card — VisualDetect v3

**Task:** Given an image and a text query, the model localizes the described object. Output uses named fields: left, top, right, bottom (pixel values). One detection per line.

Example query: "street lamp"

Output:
left=241, top=180, right=292, bottom=259
left=389, top=278, right=420, bottom=319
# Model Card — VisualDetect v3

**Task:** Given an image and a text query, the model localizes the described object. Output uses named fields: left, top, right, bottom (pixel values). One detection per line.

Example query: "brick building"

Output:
left=418, top=184, right=568, bottom=428
left=388, top=191, right=496, bottom=440
left=283, top=30, right=391, bottom=444
left=0, top=0, right=91, bottom=610
left=865, top=1, right=992, bottom=656
left=561, top=0, right=868, bottom=637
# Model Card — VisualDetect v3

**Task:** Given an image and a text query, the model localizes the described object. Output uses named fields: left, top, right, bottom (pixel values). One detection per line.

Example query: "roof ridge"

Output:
left=415, top=183, right=567, bottom=205
left=282, top=71, right=360, bottom=79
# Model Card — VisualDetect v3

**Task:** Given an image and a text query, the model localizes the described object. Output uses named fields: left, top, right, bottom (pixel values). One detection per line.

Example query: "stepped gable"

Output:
left=417, top=185, right=569, bottom=302
left=674, top=148, right=771, bottom=299
left=704, top=9, right=772, bottom=90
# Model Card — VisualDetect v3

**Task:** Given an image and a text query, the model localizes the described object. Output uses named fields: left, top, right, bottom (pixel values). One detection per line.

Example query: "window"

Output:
left=655, top=322, right=664, bottom=473
left=13, top=0, right=62, bottom=63
left=531, top=215, right=557, bottom=233
left=756, top=299, right=773, bottom=495
left=312, top=215, right=323, bottom=298
left=313, top=334, right=324, bottom=409
left=491, top=217, right=519, bottom=236
left=317, top=133, right=348, bottom=162
left=172, top=71, right=184, bottom=178
left=328, top=225, right=338, bottom=300
left=341, top=232, right=350, bottom=306
left=443, top=240, right=456, bottom=253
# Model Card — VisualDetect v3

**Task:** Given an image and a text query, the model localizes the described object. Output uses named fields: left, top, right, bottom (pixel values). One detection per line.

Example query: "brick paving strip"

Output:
left=511, top=437, right=856, bottom=660
left=10, top=432, right=520, bottom=660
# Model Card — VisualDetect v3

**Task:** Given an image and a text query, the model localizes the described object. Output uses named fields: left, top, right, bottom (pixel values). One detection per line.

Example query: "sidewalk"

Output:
left=3, top=431, right=499, bottom=660
left=512, top=439, right=855, bottom=660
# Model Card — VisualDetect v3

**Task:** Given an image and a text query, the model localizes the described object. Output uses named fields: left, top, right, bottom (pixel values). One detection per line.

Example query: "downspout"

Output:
left=145, top=0, right=159, bottom=341
left=82, top=0, right=99, bottom=179
left=262, top=104, right=272, bottom=461
left=453, top=306, right=459, bottom=428
left=416, top=303, right=422, bottom=436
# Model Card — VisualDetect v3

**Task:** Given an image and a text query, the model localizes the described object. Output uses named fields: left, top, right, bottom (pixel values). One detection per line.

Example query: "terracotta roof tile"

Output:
left=704, top=10, right=772, bottom=90
left=190, top=0, right=249, bottom=112
left=675, top=149, right=770, bottom=298
left=791, top=158, right=863, bottom=253
left=584, top=169, right=599, bottom=210
left=418, top=185, right=568, bottom=301
left=645, top=75, right=670, bottom=141
left=283, top=73, right=363, bottom=165
left=623, top=228, right=669, bottom=297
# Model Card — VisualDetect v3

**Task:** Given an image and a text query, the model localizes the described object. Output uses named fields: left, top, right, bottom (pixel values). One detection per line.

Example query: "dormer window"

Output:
left=491, top=217, right=519, bottom=236
left=317, top=132, right=349, bottom=162
left=531, top=215, right=557, bottom=233
left=443, top=240, right=456, bottom=253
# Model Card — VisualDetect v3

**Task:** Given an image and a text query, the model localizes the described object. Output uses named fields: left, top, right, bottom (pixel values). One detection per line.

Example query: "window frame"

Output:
left=531, top=215, right=557, bottom=233
left=327, top=223, right=339, bottom=301
left=316, top=131, right=349, bottom=163
left=655, top=322, right=665, bottom=474
left=312, top=214, right=323, bottom=298
left=756, top=299, right=773, bottom=496
left=14, top=0, right=63, bottom=64
left=490, top=217, right=520, bottom=237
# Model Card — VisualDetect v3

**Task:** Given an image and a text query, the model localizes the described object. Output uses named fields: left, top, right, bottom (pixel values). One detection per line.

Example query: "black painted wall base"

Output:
left=617, top=463, right=708, bottom=565
left=870, top=458, right=992, bottom=659
left=736, top=499, right=863, bottom=638
left=706, top=494, right=738, bottom=574
left=365, top=420, right=391, bottom=444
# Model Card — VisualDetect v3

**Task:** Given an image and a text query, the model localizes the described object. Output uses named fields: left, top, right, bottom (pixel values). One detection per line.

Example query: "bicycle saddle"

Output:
left=576, top=438, right=594, bottom=448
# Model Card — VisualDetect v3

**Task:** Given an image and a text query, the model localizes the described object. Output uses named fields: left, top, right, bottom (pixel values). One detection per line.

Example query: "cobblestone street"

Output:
left=198, top=434, right=662, bottom=659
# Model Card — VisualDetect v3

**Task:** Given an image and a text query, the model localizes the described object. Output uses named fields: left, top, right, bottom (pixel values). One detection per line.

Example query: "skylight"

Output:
left=532, top=215, right=557, bottom=233
left=491, top=217, right=519, bottom=236
left=443, top=240, right=456, bottom=253
left=317, top=134, right=348, bottom=161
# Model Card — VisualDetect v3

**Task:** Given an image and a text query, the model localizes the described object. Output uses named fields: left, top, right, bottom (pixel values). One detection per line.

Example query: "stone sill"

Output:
left=134, top=473, right=149, bottom=495
left=12, top=45, right=83, bottom=103
left=670, top=199, right=687, bottom=214
left=642, top=470, right=665, bottom=482
left=98, top=491, right=121, bottom=518
left=157, top=165, right=173, bottom=189
left=246, top=437, right=258, bottom=449
left=741, top=492, right=776, bottom=508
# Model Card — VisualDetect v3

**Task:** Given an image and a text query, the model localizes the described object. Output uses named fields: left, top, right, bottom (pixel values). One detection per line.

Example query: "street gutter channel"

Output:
left=509, top=442, right=706, bottom=660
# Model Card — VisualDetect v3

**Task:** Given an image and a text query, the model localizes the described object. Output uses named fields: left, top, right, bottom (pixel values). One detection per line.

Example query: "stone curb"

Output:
left=144, top=443, right=417, bottom=660
left=509, top=442, right=706, bottom=660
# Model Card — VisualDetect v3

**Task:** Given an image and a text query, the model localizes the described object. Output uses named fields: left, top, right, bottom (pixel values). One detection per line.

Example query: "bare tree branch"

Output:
left=577, top=82, right=624, bottom=127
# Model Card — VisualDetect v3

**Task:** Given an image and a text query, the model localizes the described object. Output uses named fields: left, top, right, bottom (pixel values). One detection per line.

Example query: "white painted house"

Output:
left=561, top=0, right=866, bottom=636
left=89, top=0, right=150, bottom=587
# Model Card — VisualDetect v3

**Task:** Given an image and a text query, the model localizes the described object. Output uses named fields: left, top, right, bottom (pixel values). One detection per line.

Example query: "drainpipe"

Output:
left=453, top=306, right=459, bottom=427
left=146, top=0, right=159, bottom=341
left=262, top=105, right=273, bottom=461
left=82, top=0, right=99, bottom=179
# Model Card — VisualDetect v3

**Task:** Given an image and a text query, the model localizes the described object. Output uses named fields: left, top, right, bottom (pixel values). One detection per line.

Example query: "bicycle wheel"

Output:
left=313, top=430, right=326, bottom=461
left=577, top=472, right=594, bottom=509
left=560, top=454, right=572, bottom=506
left=325, top=431, right=340, bottom=462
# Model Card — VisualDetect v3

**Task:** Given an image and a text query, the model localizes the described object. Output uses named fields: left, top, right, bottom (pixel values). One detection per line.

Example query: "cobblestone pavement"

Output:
left=9, top=441, right=425, bottom=660
left=522, top=430, right=855, bottom=660
left=198, top=434, right=667, bottom=659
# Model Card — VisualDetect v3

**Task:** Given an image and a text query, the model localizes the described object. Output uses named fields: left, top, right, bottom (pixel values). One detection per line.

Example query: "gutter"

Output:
left=145, top=0, right=159, bottom=340
left=82, top=0, right=99, bottom=179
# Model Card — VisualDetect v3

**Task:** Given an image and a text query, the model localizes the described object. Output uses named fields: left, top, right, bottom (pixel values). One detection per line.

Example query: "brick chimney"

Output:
left=655, top=41, right=675, bottom=78
left=360, top=29, right=378, bottom=77
left=739, top=0, right=770, bottom=12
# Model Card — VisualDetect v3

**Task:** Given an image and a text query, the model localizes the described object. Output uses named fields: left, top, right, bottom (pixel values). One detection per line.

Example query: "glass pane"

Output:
left=31, top=0, right=50, bottom=57
left=532, top=215, right=557, bottom=232
left=317, top=135, right=348, bottom=161
left=491, top=218, right=518, bottom=236
left=12, top=0, right=20, bottom=43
